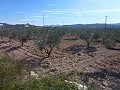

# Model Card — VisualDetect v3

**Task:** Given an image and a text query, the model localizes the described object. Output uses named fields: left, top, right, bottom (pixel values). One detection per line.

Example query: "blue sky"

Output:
left=0, top=0, right=120, bottom=26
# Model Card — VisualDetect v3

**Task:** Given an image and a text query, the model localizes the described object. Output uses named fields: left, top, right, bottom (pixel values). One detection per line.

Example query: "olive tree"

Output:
left=78, top=28, right=96, bottom=48
left=102, top=28, right=118, bottom=49
left=0, top=29, right=4, bottom=39
left=113, top=29, right=120, bottom=43
left=12, top=29, right=28, bottom=46
left=37, top=28, right=64, bottom=58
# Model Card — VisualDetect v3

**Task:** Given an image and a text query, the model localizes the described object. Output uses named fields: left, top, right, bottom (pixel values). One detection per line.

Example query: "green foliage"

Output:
left=67, top=69, right=78, bottom=76
left=70, top=70, right=100, bottom=90
left=37, top=28, right=64, bottom=57
left=41, top=63, right=49, bottom=69
left=102, top=28, right=119, bottom=49
left=0, top=26, right=119, bottom=49
left=79, top=71, right=100, bottom=90
left=23, top=73, right=77, bottom=90
left=103, top=39, right=116, bottom=49
left=79, top=71, right=89, bottom=85
left=0, top=55, right=77, bottom=90
left=87, top=82, right=99, bottom=90
left=0, top=56, right=25, bottom=90
left=77, top=28, right=96, bottom=48
left=19, top=36, right=27, bottom=46
left=113, top=29, right=120, bottom=43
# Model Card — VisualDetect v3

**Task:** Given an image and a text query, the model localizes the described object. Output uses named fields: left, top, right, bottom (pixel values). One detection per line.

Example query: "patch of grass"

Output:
left=67, top=69, right=78, bottom=76
left=87, top=82, right=100, bottom=90
left=67, top=70, right=100, bottom=90
left=41, top=63, right=50, bottom=69
left=0, top=55, right=25, bottom=90
left=22, top=73, right=77, bottom=90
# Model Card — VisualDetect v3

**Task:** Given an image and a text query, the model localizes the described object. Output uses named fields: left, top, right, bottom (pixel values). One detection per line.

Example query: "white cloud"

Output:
left=13, top=12, right=31, bottom=14
left=41, top=10, right=53, bottom=13
left=41, top=9, right=70, bottom=15
left=73, top=9, right=120, bottom=16
left=51, top=12, right=63, bottom=15
left=83, top=9, right=120, bottom=13
left=46, top=4, right=55, bottom=6
left=88, top=0, right=112, bottom=1
left=32, top=16, right=43, bottom=18
left=32, top=15, right=51, bottom=18
left=81, top=8, right=87, bottom=10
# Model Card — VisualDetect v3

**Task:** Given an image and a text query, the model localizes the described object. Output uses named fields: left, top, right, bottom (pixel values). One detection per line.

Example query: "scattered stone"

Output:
left=77, top=52, right=84, bottom=56
left=101, top=85, right=106, bottom=89
left=103, top=80, right=109, bottom=86
left=88, top=53, right=94, bottom=57
left=77, top=53, right=81, bottom=56
left=50, top=67, right=57, bottom=72
left=30, top=71, right=39, bottom=78
left=65, top=80, right=87, bottom=90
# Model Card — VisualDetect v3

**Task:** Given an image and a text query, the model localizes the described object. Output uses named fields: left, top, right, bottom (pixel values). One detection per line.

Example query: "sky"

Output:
left=0, top=0, right=120, bottom=26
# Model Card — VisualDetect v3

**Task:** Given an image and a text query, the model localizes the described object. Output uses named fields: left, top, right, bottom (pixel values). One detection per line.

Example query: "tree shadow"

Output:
left=109, top=48, right=120, bottom=51
left=63, top=45, right=85, bottom=54
left=84, top=47, right=97, bottom=54
left=0, top=41, right=10, bottom=44
left=22, top=55, right=45, bottom=68
left=109, top=81, right=120, bottom=90
left=21, top=47, right=31, bottom=53
left=63, top=45, right=97, bottom=54
left=0, top=45, right=11, bottom=50
left=64, top=37, right=78, bottom=41
left=86, top=69, right=120, bottom=81
left=5, top=46, right=22, bottom=52
left=86, top=69, right=120, bottom=90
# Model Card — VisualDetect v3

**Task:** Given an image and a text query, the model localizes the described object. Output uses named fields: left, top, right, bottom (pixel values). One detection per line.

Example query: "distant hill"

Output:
left=0, top=23, right=120, bottom=28
left=63, top=23, right=120, bottom=28
left=0, top=23, right=36, bottom=28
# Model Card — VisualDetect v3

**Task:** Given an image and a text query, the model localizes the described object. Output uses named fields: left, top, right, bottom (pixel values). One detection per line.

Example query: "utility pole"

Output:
left=32, top=20, right=34, bottom=26
left=62, top=21, right=64, bottom=28
left=43, top=15, right=45, bottom=26
left=104, top=16, right=108, bottom=41
left=105, top=16, right=107, bottom=29
left=63, top=21, right=64, bottom=26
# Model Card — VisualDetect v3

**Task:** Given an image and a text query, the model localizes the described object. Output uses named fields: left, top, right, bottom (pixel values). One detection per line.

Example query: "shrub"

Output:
left=23, top=73, right=77, bottom=90
left=0, top=56, right=77, bottom=90
left=0, top=56, right=24, bottom=90
left=103, top=39, right=116, bottom=49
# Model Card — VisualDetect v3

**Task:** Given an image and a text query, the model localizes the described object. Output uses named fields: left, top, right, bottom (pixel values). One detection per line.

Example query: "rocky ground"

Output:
left=0, top=36, right=120, bottom=90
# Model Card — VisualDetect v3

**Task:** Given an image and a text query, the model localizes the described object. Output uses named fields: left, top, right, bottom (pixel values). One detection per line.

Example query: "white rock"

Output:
left=30, top=71, right=39, bottom=78
left=65, top=80, right=87, bottom=90
left=65, top=80, right=69, bottom=83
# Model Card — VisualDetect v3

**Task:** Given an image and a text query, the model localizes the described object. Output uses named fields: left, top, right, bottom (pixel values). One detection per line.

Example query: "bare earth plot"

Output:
left=0, top=37, right=120, bottom=90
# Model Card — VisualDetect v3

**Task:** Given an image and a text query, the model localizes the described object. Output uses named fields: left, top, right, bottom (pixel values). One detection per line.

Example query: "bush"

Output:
left=103, top=39, right=116, bottom=49
left=22, top=73, right=77, bottom=90
left=0, top=56, right=24, bottom=90
left=0, top=56, right=77, bottom=90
